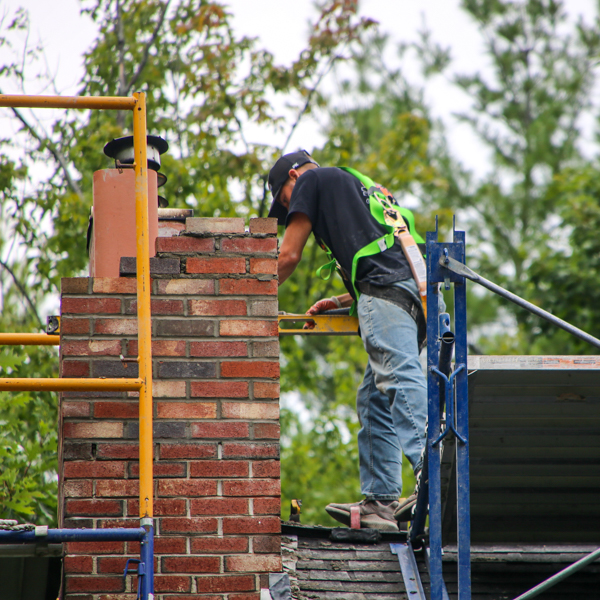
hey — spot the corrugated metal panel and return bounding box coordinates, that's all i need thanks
[442,358,600,544]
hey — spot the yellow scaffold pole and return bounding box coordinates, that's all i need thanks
[133,92,153,520]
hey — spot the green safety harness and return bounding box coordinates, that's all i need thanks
[315,166,425,315]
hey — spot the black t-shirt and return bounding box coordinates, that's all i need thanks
[286,167,412,298]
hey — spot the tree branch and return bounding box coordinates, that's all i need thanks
[0,259,43,327]
[125,0,171,94]
[281,53,338,154]
[0,91,83,198]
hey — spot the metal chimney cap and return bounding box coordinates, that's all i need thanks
[104,135,169,172]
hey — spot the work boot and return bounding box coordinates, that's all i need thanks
[393,492,418,522]
[325,499,400,532]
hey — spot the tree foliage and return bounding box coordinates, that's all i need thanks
[1,0,599,527]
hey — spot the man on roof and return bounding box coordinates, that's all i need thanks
[269,149,435,531]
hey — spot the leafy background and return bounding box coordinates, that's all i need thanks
[0,0,599,526]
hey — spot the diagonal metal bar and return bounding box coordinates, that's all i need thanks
[440,256,600,350]
[512,546,600,600]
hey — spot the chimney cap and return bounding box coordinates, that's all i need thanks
[104,135,169,171]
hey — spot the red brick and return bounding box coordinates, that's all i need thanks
[92,278,137,294]
[186,217,244,234]
[221,361,279,379]
[60,317,91,334]
[252,340,279,357]
[222,403,279,420]
[219,279,277,296]
[162,596,221,600]
[156,236,215,253]
[248,299,278,316]
[249,218,278,234]
[190,460,249,478]
[158,220,186,237]
[158,479,217,497]
[162,556,220,573]
[253,423,280,439]
[226,555,281,573]
[127,498,186,516]
[66,541,124,554]
[157,402,216,419]
[190,498,248,515]
[99,518,138,529]
[62,297,121,314]
[63,555,93,573]
[253,498,281,514]
[160,517,218,534]
[66,499,123,516]
[94,402,138,419]
[195,575,255,593]
[62,401,90,418]
[190,341,247,357]
[229,594,261,600]
[191,381,248,398]
[66,576,124,593]
[94,318,138,335]
[63,480,93,498]
[223,442,279,459]
[62,340,122,356]
[156,279,215,295]
[159,443,217,459]
[187,257,246,274]
[189,299,247,316]
[222,516,280,534]
[153,380,186,398]
[125,299,184,315]
[252,460,280,478]
[62,277,90,294]
[64,461,125,479]
[221,238,277,253]
[63,422,123,439]
[253,382,280,398]
[253,536,281,553]
[96,443,138,459]
[154,576,192,593]
[61,360,90,377]
[220,320,278,337]
[97,557,130,574]
[223,480,280,497]
[129,462,186,478]
[249,258,277,274]
[191,422,249,439]
[128,340,186,356]
[153,537,187,554]
[191,537,248,553]
[96,480,139,497]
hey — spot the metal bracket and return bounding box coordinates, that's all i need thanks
[431,364,467,446]
[390,542,427,600]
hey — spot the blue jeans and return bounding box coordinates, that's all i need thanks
[356,278,430,501]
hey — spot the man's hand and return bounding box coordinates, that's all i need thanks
[303,297,342,329]
[306,297,341,315]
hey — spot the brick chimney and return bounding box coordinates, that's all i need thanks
[59,217,281,599]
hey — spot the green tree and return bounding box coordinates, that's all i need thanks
[447,0,600,353]
[0,0,375,525]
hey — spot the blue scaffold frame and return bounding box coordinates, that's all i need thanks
[0,524,154,599]
[414,219,471,600]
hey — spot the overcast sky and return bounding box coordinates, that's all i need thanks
[1,0,597,178]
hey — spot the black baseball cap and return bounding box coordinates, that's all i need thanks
[267,150,319,225]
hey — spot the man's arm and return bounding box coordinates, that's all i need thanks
[278,212,313,285]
